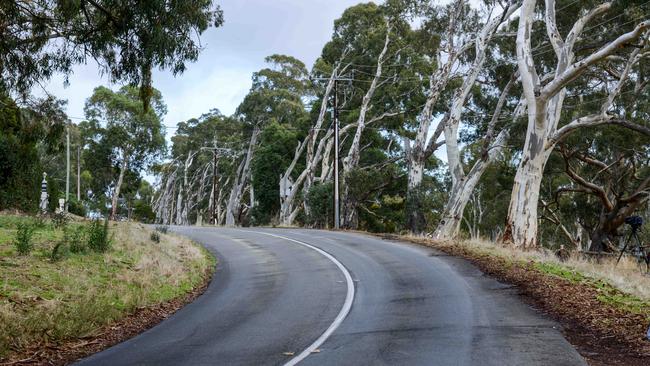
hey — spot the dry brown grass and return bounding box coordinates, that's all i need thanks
[0,219,213,359]
[438,237,650,301]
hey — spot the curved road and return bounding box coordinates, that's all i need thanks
[77,228,586,366]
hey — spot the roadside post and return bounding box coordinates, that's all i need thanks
[39,172,48,214]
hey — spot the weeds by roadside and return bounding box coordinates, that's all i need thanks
[87,219,111,253]
[0,216,213,361]
[12,223,35,255]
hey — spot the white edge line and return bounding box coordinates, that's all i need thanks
[241,230,355,366]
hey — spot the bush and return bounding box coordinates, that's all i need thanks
[32,215,48,230]
[155,225,168,234]
[67,197,87,217]
[150,231,160,243]
[87,219,111,253]
[13,223,35,255]
[50,241,66,261]
[68,226,87,254]
[52,211,69,229]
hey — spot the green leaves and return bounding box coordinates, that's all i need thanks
[1,1,223,108]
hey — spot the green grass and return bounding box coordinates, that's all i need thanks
[0,215,213,359]
[533,259,650,318]
[534,262,587,283]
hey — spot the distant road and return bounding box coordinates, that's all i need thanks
[77,228,586,366]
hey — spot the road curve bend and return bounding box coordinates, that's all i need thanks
[76,228,586,366]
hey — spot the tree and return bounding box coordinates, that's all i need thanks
[1,0,223,108]
[506,0,649,248]
[0,93,67,211]
[432,1,521,239]
[83,85,166,219]
[227,55,311,226]
[402,0,475,234]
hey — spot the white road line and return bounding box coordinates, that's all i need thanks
[242,230,355,366]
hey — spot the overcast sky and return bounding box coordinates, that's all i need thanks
[42,0,375,134]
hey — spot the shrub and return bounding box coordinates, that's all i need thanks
[50,241,65,261]
[13,223,35,255]
[87,219,111,253]
[155,225,168,234]
[67,197,87,217]
[150,231,160,243]
[32,215,48,229]
[68,226,87,254]
[52,211,70,229]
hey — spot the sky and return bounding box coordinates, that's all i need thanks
[42,0,375,133]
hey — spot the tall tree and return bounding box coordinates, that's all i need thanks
[1,0,223,108]
[0,94,67,211]
[432,1,521,239]
[83,85,166,219]
[506,0,649,248]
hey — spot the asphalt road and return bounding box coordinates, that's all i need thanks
[77,228,586,366]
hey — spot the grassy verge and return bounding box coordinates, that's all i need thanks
[0,215,214,362]
[380,234,650,366]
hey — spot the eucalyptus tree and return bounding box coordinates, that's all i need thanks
[506,0,649,248]
[0,93,67,211]
[277,60,344,226]
[83,85,166,219]
[228,55,311,226]
[1,0,223,108]
[556,135,650,252]
[152,110,240,225]
[431,0,521,239]
[401,0,477,233]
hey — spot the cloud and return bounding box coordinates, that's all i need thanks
[37,0,371,129]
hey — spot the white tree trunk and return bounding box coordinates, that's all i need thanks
[404,0,472,232]
[279,61,345,223]
[226,128,260,226]
[434,129,510,239]
[505,0,647,248]
[110,157,128,220]
[341,25,391,228]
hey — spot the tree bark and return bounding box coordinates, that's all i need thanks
[226,127,260,226]
[504,0,647,248]
[110,157,128,220]
[404,0,470,233]
[341,24,391,228]
[432,3,520,239]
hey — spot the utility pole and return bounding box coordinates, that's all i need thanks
[77,146,81,201]
[333,79,340,230]
[65,123,70,212]
[312,72,353,230]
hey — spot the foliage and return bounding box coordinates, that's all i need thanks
[1,1,223,109]
[305,182,333,228]
[150,231,161,243]
[0,94,67,212]
[87,219,111,253]
[67,197,87,218]
[0,218,213,358]
[52,212,70,229]
[68,226,88,254]
[82,85,167,217]
[13,223,35,255]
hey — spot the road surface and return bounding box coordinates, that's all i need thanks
[77,228,586,366]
